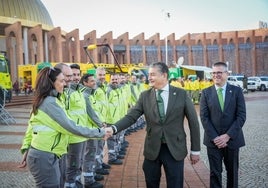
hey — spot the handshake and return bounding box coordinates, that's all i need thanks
[102,125,117,140]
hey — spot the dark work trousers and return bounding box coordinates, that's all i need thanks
[81,139,98,185]
[65,142,85,187]
[207,147,239,188]
[95,139,105,170]
[59,154,66,188]
[142,143,184,188]
[107,135,117,161]
[117,129,126,153]
[27,147,60,188]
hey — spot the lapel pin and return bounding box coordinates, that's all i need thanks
[230,90,232,93]
[173,92,176,95]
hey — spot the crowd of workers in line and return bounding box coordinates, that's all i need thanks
[18,61,246,188]
[19,63,149,188]
[170,77,214,104]
[16,66,213,188]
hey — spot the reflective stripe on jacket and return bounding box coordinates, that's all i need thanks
[21,95,105,157]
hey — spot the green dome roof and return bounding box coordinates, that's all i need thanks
[0,0,53,27]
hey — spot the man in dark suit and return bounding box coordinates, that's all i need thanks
[200,62,246,188]
[111,62,201,188]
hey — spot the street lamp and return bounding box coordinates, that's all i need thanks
[226,61,232,74]
[163,11,171,65]
[84,43,123,72]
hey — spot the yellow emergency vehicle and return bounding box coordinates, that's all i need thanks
[0,54,12,101]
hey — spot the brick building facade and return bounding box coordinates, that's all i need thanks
[0,1,267,82]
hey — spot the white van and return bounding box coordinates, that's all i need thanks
[248,76,268,91]
[228,75,258,92]
[227,76,244,88]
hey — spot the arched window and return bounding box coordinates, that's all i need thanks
[86,38,91,44]
[31,34,37,41]
[167,39,171,45]
[8,31,16,37]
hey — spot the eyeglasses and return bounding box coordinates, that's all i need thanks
[211,71,227,75]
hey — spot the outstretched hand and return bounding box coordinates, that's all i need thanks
[103,127,113,140]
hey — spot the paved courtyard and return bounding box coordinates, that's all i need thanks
[200,91,268,188]
[0,91,267,188]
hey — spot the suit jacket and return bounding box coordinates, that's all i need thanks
[200,83,246,149]
[115,85,200,161]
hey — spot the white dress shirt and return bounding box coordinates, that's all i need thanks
[156,84,169,114]
[215,83,227,102]
[156,84,200,155]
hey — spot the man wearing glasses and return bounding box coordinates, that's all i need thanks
[200,62,246,188]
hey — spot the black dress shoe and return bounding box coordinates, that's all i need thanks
[121,143,129,148]
[102,162,111,169]
[84,181,103,188]
[120,147,127,151]
[119,150,126,155]
[94,174,104,181]
[125,131,131,136]
[108,159,123,165]
[117,155,125,159]
[95,168,110,175]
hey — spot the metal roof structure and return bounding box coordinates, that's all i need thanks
[0,0,53,34]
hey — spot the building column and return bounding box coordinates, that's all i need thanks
[142,45,146,65]
[203,45,208,67]
[218,44,223,62]
[251,30,257,76]
[44,32,48,62]
[234,31,240,73]
[23,27,29,64]
[218,32,223,62]
[188,45,193,65]
[5,22,23,82]
[186,34,193,65]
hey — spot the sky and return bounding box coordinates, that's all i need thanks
[41,0,268,39]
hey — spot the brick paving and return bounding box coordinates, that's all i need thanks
[0,91,268,188]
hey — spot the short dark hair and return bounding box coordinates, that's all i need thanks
[70,63,80,70]
[150,62,169,75]
[80,73,94,84]
[213,62,227,70]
